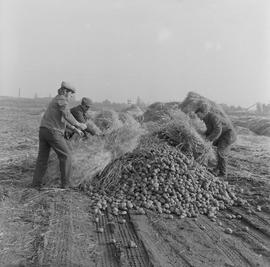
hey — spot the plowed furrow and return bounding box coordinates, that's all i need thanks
[199,216,253,267]
[117,215,151,267]
[96,214,117,267]
[225,209,270,239]
[145,216,195,267]
[95,211,152,267]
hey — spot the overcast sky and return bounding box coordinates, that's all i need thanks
[0,0,270,106]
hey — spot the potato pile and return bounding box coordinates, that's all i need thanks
[89,139,241,220]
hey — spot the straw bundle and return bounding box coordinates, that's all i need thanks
[86,119,102,136]
[92,156,128,192]
[163,101,182,110]
[79,125,145,191]
[143,102,172,123]
[94,109,123,134]
[41,137,111,188]
[71,137,112,188]
[154,110,214,164]
[180,91,228,119]
[118,112,140,126]
[42,115,145,189]
[103,117,146,159]
[121,104,144,117]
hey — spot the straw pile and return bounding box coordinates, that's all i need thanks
[153,111,213,165]
[231,115,270,137]
[86,120,102,136]
[71,137,112,188]
[90,138,242,219]
[94,109,123,134]
[118,112,140,126]
[180,91,228,119]
[40,136,109,188]
[121,104,144,118]
[102,119,146,159]
[143,102,172,123]
[41,112,145,189]
[163,101,182,110]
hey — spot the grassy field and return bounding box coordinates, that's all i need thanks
[0,97,270,267]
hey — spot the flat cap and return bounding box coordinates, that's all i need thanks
[81,97,93,106]
[61,81,76,93]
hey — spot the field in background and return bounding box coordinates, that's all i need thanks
[0,97,269,267]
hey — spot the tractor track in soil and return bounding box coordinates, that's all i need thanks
[198,216,254,267]
[219,211,270,261]
[18,190,98,267]
[227,208,270,239]
[131,214,194,267]
[95,211,152,267]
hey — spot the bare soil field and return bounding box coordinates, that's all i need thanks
[0,98,269,267]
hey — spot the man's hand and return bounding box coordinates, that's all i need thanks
[77,122,87,130]
[74,128,84,137]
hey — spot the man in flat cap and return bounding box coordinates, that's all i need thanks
[32,81,87,189]
[195,101,237,178]
[65,97,101,139]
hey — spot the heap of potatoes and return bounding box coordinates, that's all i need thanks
[90,140,243,220]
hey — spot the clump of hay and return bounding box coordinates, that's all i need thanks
[163,101,182,110]
[72,137,112,188]
[85,110,98,121]
[183,111,206,135]
[180,92,235,139]
[142,101,183,124]
[121,104,144,117]
[118,112,140,126]
[103,117,146,159]
[86,120,102,136]
[143,121,164,134]
[143,102,172,123]
[180,91,228,119]
[42,137,112,188]
[153,110,214,165]
[78,117,145,190]
[94,109,123,134]
[42,115,145,189]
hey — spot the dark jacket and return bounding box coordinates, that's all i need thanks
[203,112,236,144]
[70,105,87,123]
[70,105,98,136]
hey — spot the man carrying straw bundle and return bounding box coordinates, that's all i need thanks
[32,81,87,189]
[195,101,237,178]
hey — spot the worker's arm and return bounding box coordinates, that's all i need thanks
[207,113,222,142]
[57,98,87,130]
[66,120,84,136]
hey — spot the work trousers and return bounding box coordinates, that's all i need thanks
[32,127,72,188]
[213,129,236,176]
